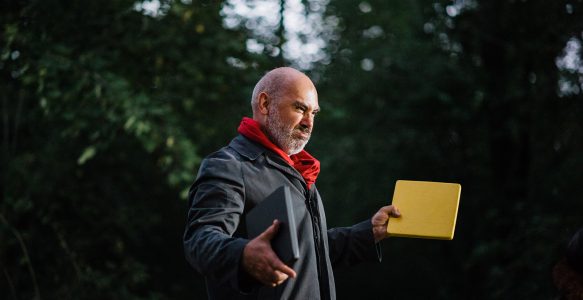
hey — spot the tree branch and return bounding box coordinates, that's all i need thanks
[0,212,41,300]
[3,268,18,300]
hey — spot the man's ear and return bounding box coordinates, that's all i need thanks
[258,92,270,115]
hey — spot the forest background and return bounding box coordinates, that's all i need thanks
[1,0,583,299]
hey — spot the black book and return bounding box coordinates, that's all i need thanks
[246,186,300,263]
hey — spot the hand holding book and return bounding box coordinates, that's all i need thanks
[242,219,297,287]
[372,205,401,242]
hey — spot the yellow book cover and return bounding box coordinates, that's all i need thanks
[387,180,461,240]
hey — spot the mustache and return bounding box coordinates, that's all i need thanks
[295,125,311,134]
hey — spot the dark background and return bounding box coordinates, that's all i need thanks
[1,0,582,299]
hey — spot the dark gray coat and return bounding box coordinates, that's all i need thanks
[183,135,380,300]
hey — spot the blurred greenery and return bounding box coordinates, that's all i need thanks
[1,0,582,299]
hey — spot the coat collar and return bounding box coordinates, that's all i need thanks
[229,135,307,187]
[229,134,264,161]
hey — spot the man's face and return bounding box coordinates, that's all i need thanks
[264,81,319,155]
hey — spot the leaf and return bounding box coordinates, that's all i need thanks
[77,146,97,165]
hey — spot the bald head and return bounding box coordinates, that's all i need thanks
[251,67,316,117]
[250,67,320,154]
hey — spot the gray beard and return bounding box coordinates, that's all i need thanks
[264,109,310,155]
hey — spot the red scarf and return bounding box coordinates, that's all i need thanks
[237,117,320,189]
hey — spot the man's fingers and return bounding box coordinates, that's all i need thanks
[260,257,295,287]
[271,258,297,279]
[380,205,401,217]
[265,263,295,287]
[244,220,296,287]
[371,205,402,242]
[391,206,401,217]
[272,270,289,285]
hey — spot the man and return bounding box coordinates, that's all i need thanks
[183,67,400,299]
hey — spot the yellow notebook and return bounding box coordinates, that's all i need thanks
[387,180,461,240]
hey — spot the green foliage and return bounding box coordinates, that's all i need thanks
[2,0,582,299]
[0,0,264,298]
[313,0,583,298]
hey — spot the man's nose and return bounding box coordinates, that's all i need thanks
[300,113,313,130]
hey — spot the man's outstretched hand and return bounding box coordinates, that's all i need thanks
[372,205,401,243]
[242,220,297,287]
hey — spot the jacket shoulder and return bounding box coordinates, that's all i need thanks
[195,135,265,179]
[196,146,244,179]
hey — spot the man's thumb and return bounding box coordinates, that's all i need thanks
[261,219,280,240]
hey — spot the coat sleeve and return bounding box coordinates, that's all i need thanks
[327,219,382,268]
[183,151,252,292]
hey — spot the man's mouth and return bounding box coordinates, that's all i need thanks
[294,129,311,140]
